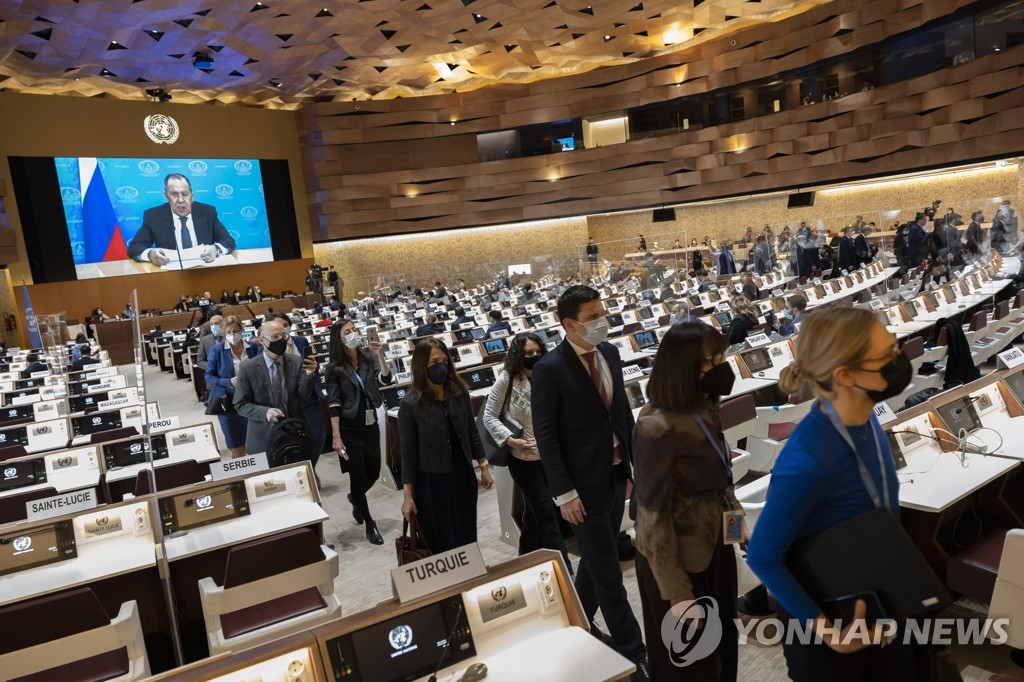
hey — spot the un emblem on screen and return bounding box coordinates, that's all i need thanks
[234,160,253,174]
[3,467,15,478]
[240,206,258,219]
[138,159,161,175]
[130,443,142,454]
[215,184,234,198]
[92,416,103,425]
[144,114,180,145]
[195,495,213,509]
[388,625,413,650]
[188,160,208,175]
[116,186,139,202]
[60,186,81,202]
[12,536,31,552]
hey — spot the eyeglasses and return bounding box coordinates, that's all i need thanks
[704,353,725,365]
[166,192,192,200]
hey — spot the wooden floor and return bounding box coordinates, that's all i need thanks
[143,363,1024,681]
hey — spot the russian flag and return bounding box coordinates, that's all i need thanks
[79,158,128,263]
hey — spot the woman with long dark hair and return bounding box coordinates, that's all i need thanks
[633,322,743,681]
[398,337,493,553]
[482,332,569,565]
[325,318,392,545]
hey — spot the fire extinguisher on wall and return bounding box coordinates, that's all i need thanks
[3,313,16,332]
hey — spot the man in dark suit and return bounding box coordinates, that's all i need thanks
[21,353,48,379]
[838,226,858,272]
[71,345,101,372]
[717,240,737,274]
[448,307,475,331]
[854,223,874,266]
[532,285,648,680]
[127,173,236,265]
[234,319,317,456]
[906,213,930,267]
[196,314,223,372]
[966,211,984,257]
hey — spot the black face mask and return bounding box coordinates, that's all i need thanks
[701,362,735,396]
[522,355,541,370]
[266,337,288,356]
[854,352,913,402]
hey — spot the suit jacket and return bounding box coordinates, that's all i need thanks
[854,234,871,264]
[838,236,858,271]
[127,202,236,260]
[70,356,101,373]
[326,352,392,422]
[718,250,736,274]
[205,343,242,401]
[907,224,929,266]
[197,333,220,370]
[966,222,982,254]
[531,340,635,508]
[233,353,314,455]
[248,334,325,403]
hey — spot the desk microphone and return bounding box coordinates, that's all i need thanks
[952,395,981,417]
[427,601,464,682]
[183,486,233,507]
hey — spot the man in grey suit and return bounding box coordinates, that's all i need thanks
[196,314,223,371]
[233,319,317,455]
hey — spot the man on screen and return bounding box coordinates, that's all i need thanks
[127,173,236,265]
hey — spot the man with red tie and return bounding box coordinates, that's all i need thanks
[127,173,236,265]
[531,285,649,681]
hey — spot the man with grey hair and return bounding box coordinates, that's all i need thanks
[127,173,236,265]
[234,319,317,456]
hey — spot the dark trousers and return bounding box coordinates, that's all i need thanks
[635,541,738,681]
[573,465,645,663]
[507,456,571,568]
[779,607,919,682]
[340,423,381,525]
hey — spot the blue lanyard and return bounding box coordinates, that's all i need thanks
[692,413,732,475]
[351,366,372,409]
[821,400,891,511]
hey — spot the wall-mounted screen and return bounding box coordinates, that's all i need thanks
[54,157,271,279]
[8,156,302,283]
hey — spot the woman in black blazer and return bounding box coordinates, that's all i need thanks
[726,296,759,345]
[325,319,393,545]
[398,337,492,553]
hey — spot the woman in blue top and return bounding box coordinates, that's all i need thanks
[205,314,249,459]
[746,307,919,680]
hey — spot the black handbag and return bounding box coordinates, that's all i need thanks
[475,376,522,467]
[204,392,235,415]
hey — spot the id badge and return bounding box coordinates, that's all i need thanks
[723,511,744,545]
[365,409,375,426]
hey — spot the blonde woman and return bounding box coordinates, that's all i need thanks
[725,295,759,344]
[746,308,916,680]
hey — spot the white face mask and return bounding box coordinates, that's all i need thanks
[343,332,361,349]
[576,317,609,346]
[225,333,240,346]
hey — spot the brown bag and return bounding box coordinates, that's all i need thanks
[395,514,433,566]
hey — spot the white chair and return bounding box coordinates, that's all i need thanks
[734,475,774,594]
[198,527,342,655]
[745,400,813,473]
[720,394,756,482]
[0,588,149,682]
[988,529,1024,648]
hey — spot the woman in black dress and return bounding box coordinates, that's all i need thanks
[398,338,493,553]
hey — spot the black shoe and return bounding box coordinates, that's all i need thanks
[630,658,650,682]
[347,493,364,525]
[365,523,384,545]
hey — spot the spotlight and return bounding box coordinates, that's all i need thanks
[145,87,172,102]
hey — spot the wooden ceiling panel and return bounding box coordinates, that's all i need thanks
[0,0,818,108]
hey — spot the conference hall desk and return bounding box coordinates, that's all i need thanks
[158,461,328,662]
[882,366,1024,570]
[76,248,275,278]
[96,313,195,366]
[148,550,635,682]
[0,498,176,667]
[623,245,711,263]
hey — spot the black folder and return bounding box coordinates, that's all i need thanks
[786,508,951,620]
